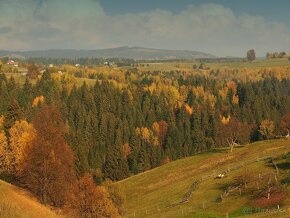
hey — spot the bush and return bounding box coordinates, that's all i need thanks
[252,192,286,208]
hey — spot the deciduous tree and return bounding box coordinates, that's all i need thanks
[8,120,35,176]
[259,119,275,140]
[27,63,40,79]
[70,174,120,218]
[0,116,8,174]
[21,105,75,207]
[247,49,256,61]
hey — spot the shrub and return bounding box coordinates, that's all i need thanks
[252,192,286,208]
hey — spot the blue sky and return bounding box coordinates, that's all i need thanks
[0,0,289,56]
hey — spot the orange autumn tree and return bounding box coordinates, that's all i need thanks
[157,121,168,146]
[21,105,76,207]
[70,174,120,218]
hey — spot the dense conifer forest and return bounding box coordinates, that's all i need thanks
[1,66,289,182]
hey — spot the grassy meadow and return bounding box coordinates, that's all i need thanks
[118,140,290,218]
[0,180,61,218]
[136,58,290,72]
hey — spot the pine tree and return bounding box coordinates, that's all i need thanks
[4,99,23,138]
[103,144,130,181]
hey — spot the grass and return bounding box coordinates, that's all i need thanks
[0,180,61,218]
[134,58,290,72]
[118,140,290,218]
[206,58,290,69]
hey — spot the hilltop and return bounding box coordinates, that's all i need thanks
[118,140,290,218]
[0,180,61,218]
[0,46,215,60]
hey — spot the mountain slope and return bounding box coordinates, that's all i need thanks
[0,46,215,60]
[0,180,61,218]
[118,140,290,218]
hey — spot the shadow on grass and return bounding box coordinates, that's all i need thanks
[281,177,290,186]
[276,162,290,170]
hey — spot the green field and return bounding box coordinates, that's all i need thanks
[206,58,290,69]
[118,140,290,218]
[135,58,290,72]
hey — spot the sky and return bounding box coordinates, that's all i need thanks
[0,0,290,57]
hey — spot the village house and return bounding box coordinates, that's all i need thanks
[7,60,18,67]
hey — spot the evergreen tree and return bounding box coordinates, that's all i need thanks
[103,144,130,181]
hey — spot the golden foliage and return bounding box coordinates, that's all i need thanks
[219,87,228,101]
[0,129,8,173]
[145,82,180,105]
[192,86,216,108]
[136,125,161,146]
[32,95,45,108]
[192,86,205,99]
[0,116,4,128]
[179,85,190,103]
[140,127,151,143]
[152,122,160,136]
[259,119,275,139]
[152,136,160,147]
[0,116,8,173]
[221,115,231,125]
[8,120,35,175]
[152,122,162,146]
[227,81,237,93]
[135,127,141,136]
[121,143,131,158]
[185,104,193,115]
[232,95,239,105]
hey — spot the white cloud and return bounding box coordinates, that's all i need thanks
[0,0,289,56]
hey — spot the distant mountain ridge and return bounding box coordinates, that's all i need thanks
[0,46,216,60]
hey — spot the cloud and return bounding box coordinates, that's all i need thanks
[0,26,12,34]
[0,0,289,56]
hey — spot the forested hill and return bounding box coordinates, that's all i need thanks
[0,46,216,60]
[0,69,289,182]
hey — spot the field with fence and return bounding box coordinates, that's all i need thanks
[118,139,290,218]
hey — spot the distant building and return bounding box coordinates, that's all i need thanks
[49,64,54,68]
[75,64,80,67]
[7,60,18,67]
[104,61,113,67]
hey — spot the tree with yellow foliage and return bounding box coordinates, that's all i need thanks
[8,120,35,176]
[259,119,275,140]
[0,116,8,174]
[32,96,45,108]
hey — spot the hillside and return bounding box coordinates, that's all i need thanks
[0,46,215,60]
[0,180,61,218]
[118,140,290,218]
